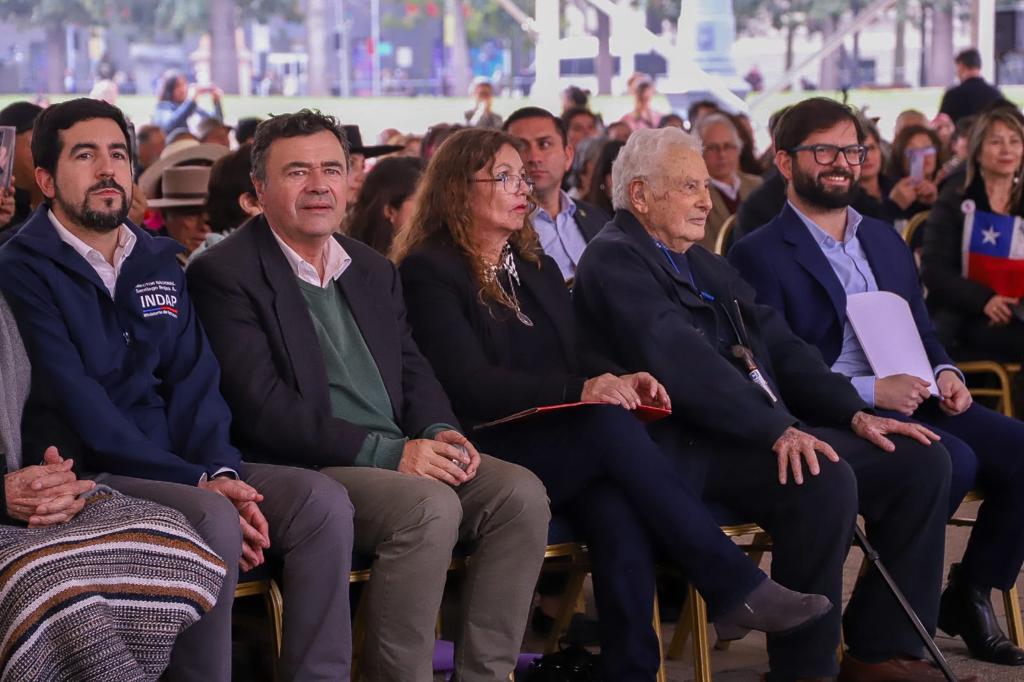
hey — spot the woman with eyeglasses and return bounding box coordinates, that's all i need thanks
[921,107,1024,359]
[393,127,831,682]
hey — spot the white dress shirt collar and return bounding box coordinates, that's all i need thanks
[49,209,136,298]
[269,227,352,288]
[709,175,742,201]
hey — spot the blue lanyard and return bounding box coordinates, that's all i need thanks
[654,240,715,302]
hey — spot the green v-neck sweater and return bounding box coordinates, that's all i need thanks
[298,279,452,469]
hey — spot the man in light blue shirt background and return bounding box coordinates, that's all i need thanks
[504,107,609,282]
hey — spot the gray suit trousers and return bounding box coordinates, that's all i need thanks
[98,462,355,682]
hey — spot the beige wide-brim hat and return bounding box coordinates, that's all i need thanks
[140,143,228,200]
[148,166,212,208]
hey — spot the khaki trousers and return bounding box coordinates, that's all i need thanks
[322,454,549,682]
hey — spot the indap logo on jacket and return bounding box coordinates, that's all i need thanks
[135,280,179,319]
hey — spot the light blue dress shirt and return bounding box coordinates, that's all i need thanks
[532,190,590,281]
[789,201,959,405]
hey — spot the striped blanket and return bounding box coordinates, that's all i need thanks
[0,490,226,682]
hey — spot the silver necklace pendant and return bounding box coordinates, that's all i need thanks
[516,311,534,327]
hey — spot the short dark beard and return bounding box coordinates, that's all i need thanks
[54,179,129,233]
[791,164,858,210]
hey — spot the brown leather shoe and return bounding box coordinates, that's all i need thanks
[838,652,978,681]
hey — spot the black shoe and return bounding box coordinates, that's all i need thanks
[530,607,600,646]
[938,562,1024,666]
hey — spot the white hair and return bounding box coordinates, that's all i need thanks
[611,127,701,211]
[694,112,741,148]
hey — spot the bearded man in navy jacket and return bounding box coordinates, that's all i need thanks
[0,98,356,682]
[730,96,1024,668]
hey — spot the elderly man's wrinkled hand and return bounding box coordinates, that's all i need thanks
[850,411,940,452]
[771,426,840,485]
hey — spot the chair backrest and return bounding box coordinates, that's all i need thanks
[714,213,737,256]
[903,210,930,246]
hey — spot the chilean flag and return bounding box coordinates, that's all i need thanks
[961,203,1024,297]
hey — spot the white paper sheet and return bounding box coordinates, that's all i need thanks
[846,291,939,396]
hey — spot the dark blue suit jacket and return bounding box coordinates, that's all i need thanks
[573,209,867,487]
[728,203,953,370]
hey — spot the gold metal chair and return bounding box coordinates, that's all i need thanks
[957,361,1018,417]
[349,561,374,682]
[948,490,1024,647]
[540,541,669,682]
[902,210,930,246]
[234,578,284,681]
[665,523,772,682]
[713,214,737,256]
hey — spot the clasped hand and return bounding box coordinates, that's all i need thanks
[398,430,481,487]
[4,446,96,527]
[874,371,970,417]
[199,476,270,571]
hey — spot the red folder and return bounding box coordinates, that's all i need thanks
[473,401,672,431]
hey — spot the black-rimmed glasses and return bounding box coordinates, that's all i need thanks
[473,173,534,194]
[787,144,868,166]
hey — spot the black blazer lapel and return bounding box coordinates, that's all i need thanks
[574,200,606,242]
[779,207,847,325]
[516,257,577,367]
[252,219,333,407]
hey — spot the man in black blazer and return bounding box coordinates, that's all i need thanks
[939,48,1004,124]
[187,110,550,682]
[573,126,960,682]
[504,106,608,282]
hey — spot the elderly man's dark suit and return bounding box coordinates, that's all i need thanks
[572,209,951,680]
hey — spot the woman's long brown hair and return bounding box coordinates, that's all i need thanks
[391,127,541,309]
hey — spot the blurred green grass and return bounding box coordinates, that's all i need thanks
[4,86,1022,142]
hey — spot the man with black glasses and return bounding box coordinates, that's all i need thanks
[731,96,1024,669]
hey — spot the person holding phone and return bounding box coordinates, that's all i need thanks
[152,71,224,136]
[883,124,943,226]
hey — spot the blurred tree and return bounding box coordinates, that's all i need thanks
[152,0,297,95]
[0,0,113,93]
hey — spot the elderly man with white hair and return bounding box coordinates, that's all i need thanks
[696,113,762,251]
[573,127,958,682]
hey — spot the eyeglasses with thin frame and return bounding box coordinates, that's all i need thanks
[473,172,534,194]
[787,144,868,166]
[703,142,739,155]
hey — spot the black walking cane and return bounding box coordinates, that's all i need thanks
[853,523,957,682]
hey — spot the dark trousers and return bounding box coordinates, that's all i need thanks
[882,400,1024,590]
[961,316,1024,362]
[694,426,950,680]
[477,405,766,682]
